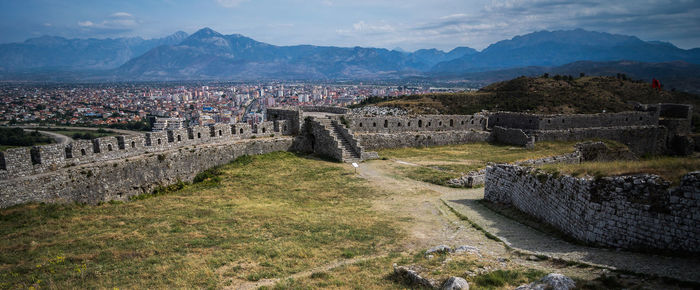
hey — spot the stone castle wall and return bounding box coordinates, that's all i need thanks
[0,121,288,180]
[0,137,295,208]
[347,114,488,133]
[487,111,659,131]
[532,126,668,155]
[357,130,491,150]
[485,164,700,253]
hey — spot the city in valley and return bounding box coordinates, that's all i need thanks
[0,82,464,128]
[1,1,699,289]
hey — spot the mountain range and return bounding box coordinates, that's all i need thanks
[0,27,699,88]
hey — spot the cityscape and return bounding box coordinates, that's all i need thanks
[0,82,467,129]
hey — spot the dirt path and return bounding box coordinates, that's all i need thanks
[357,159,700,283]
[23,129,73,144]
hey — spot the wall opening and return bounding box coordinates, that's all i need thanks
[64,147,73,159]
[428,122,431,127]
[188,128,194,139]
[373,122,376,127]
[219,130,222,136]
[117,136,125,150]
[471,120,474,124]
[397,122,401,127]
[408,121,411,127]
[232,126,237,134]
[239,128,244,134]
[210,127,215,137]
[262,127,266,133]
[439,121,442,126]
[81,149,86,156]
[418,120,423,127]
[30,147,41,165]
[384,120,388,128]
[167,131,174,143]
[359,123,363,127]
[197,132,201,139]
[157,139,162,145]
[145,134,152,146]
[177,135,182,142]
[107,144,113,151]
[131,141,136,148]
[461,120,464,125]
[0,152,5,170]
[283,125,287,132]
[92,140,101,153]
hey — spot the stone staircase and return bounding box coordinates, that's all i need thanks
[315,117,363,162]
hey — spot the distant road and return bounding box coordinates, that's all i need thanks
[21,129,73,145]
[14,125,142,135]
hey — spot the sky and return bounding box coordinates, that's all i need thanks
[1,0,699,51]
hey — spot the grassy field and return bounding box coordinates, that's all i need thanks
[35,128,119,139]
[539,156,700,185]
[378,141,579,186]
[0,152,399,288]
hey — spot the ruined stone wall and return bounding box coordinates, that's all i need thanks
[348,114,487,133]
[307,118,343,161]
[487,111,658,131]
[267,108,303,135]
[0,122,291,181]
[492,126,533,147]
[533,126,668,155]
[300,105,349,114]
[0,137,295,208]
[484,164,700,253]
[357,130,491,150]
[657,103,693,119]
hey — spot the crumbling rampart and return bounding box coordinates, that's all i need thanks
[484,164,700,253]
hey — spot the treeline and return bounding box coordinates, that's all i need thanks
[0,128,53,146]
[71,129,113,140]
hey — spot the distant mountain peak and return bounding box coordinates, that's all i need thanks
[189,27,223,38]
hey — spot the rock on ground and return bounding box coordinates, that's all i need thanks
[393,264,438,288]
[442,276,469,290]
[515,273,575,290]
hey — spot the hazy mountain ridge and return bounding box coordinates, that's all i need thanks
[431,29,700,73]
[115,27,473,80]
[0,31,189,71]
[1,28,699,85]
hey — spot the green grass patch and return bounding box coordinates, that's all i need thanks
[380,141,578,186]
[0,151,399,288]
[471,269,546,289]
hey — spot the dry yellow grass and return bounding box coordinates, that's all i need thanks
[378,141,579,186]
[539,156,700,184]
[0,152,399,288]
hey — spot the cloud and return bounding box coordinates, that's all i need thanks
[78,21,94,27]
[215,0,249,8]
[337,21,396,37]
[111,12,134,18]
[77,12,139,34]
